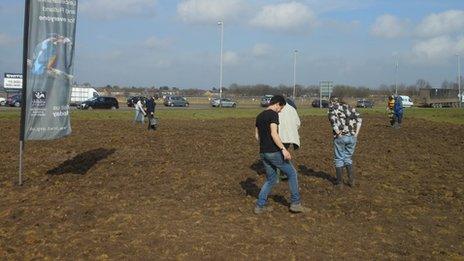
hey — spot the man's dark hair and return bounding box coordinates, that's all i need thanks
[269,95,286,106]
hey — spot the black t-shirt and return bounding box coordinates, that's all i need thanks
[256,109,280,153]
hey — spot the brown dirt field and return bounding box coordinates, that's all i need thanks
[0,115,463,259]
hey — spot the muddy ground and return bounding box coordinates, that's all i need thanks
[0,115,463,259]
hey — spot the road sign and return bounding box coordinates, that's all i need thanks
[4,73,23,89]
[320,81,333,98]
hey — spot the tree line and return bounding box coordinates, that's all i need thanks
[83,78,462,99]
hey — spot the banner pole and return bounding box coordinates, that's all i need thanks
[19,0,31,186]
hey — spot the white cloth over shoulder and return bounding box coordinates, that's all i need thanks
[135,100,145,114]
[278,104,301,148]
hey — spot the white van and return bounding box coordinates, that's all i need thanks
[400,95,413,108]
[70,87,100,106]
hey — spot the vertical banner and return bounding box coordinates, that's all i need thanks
[23,0,78,140]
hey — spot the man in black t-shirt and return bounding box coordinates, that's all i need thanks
[254,95,308,214]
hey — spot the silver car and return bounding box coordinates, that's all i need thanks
[211,98,237,108]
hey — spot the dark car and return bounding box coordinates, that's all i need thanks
[164,96,189,107]
[7,94,22,107]
[356,99,374,108]
[79,96,119,110]
[127,96,147,107]
[311,99,329,108]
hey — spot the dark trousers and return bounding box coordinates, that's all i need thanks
[394,113,403,124]
[147,114,156,130]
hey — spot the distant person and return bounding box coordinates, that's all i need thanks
[146,96,156,130]
[146,96,157,130]
[134,98,146,124]
[387,95,395,127]
[393,96,404,128]
[254,95,308,214]
[328,98,362,188]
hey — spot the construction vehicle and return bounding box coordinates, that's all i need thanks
[418,88,461,108]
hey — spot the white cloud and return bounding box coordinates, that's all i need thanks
[142,36,172,49]
[80,0,156,20]
[371,14,408,39]
[416,10,464,38]
[177,0,247,24]
[250,2,317,32]
[0,33,16,46]
[223,51,240,65]
[252,43,273,57]
[411,36,464,63]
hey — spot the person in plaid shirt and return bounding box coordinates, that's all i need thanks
[328,98,362,187]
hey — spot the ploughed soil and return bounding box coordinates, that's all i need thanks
[0,114,463,259]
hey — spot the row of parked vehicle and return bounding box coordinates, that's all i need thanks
[127,95,238,108]
[0,94,415,110]
[0,94,22,107]
[260,95,414,109]
[126,95,190,107]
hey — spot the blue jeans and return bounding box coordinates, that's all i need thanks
[256,152,301,207]
[333,135,357,168]
[395,113,403,124]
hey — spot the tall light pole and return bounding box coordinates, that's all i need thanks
[457,54,462,108]
[395,54,399,96]
[218,21,224,107]
[293,50,298,99]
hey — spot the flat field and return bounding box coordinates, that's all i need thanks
[0,107,463,259]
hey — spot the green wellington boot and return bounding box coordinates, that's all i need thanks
[335,167,343,188]
[346,164,355,187]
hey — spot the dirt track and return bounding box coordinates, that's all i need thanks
[0,115,463,259]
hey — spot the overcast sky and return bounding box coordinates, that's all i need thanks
[1,0,464,89]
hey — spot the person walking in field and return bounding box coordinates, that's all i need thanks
[276,97,301,181]
[134,98,146,124]
[254,95,308,214]
[146,96,157,130]
[387,95,395,126]
[393,95,404,129]
[279,98,301,150]
[328,98,362,188]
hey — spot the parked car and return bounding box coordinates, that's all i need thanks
[211,98,237,108]
[260,95,274,107]
[127,96,147,107]
[164,96,189,107]
[0,97,6,106]
[79,96,119,110]
[399,95,414,108]
[7,94,22,107]
[311,99,329,108]
[356,99,374,108]
[70,87,99,106]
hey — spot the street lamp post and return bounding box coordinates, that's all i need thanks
[293,50,298,99]
[457,54,462,108]
[218,21,224,107]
